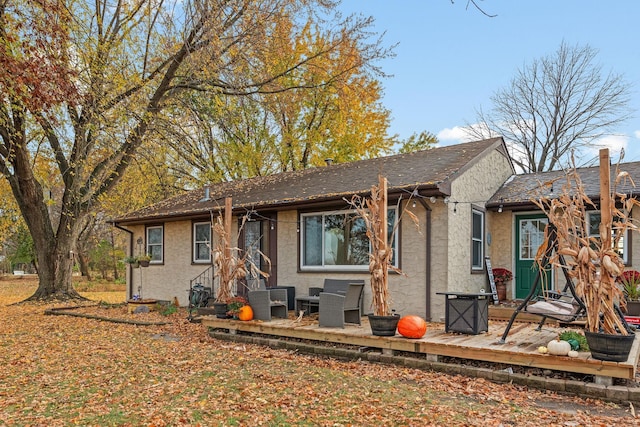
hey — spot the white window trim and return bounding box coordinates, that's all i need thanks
[146,225,164,264]
[193,222,211,263]
[471,208,484,271]
[587,210,629,264]
[300,207,398,271]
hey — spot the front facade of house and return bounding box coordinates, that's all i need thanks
[115,138,515,321]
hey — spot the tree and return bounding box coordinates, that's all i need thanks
[465,41,631,172]
[157,20,393,185]
[0,0,390,300]
[397,131,438,154]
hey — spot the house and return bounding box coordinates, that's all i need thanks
[113,137,515,321]
[485,161,640,301]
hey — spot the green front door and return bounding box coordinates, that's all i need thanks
[515,214,551,299]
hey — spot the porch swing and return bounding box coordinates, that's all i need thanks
[498,223,588,343]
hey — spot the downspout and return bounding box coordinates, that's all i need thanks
[415,197,432,321]
[113,223,134,300]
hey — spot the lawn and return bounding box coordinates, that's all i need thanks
[0,275,634,426]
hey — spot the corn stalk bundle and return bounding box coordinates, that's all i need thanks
[533,162,639,334]
[212,214,270,303]
[348,177,418,316]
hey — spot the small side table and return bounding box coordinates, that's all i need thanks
[437,292,490,335]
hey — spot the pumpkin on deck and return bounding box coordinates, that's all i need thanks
[397,315,427,339]
[238,305,254,321]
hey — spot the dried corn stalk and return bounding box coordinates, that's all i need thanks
[533,155,639,334]
[349,176,419,316]
[212,207,269,303]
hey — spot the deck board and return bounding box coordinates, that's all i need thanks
[201,315,639,380]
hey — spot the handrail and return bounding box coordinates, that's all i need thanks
[190,265,215,296]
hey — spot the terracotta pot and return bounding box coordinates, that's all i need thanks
[495,281,507,301]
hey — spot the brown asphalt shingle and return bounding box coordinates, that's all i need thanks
[487,161,640,210]
[115,138,505,224]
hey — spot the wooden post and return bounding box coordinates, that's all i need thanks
[224,197,233,259]
[378,175,389,315]
[599,149,611,250]
[379,175,388,249]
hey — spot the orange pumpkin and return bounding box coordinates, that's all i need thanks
[238,305,254,321]
[397,315,427,339]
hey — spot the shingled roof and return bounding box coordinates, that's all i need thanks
[115,137,506,224]
[487,160,640,211]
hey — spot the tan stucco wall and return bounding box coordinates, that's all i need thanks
[276,202,430,318]
[431,148,514,320]
[124,219,236,306]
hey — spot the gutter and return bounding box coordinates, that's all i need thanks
[414,194,432,321]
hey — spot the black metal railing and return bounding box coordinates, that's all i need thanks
[187,266,214,321]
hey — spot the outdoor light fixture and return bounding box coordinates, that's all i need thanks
[430,196,437,204]
[453,202,458,214]
[498,204,503,213]
[412,200,417,208]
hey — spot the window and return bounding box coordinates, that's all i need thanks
[301,208,397,270]
[146,226,163,263]
[193,222,211,263]
[587,211,629,264]
[471,208,484,270]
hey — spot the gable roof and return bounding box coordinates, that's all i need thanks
[487,161,640,211]
[115,137,507,224]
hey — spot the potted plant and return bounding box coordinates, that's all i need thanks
[226,296,249,319]
[491,267,513,301]
[533,150,638,361]
[137,254,152,267]
[618,270,640,316]
[211,198,269,318]
[349,175,418,336]
[123,255,139,268]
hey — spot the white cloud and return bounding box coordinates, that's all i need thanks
[634,130,640,139]
[585,135,628,160]
[436,126,476,145]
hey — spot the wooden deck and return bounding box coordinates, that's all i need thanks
[201,314,640,381]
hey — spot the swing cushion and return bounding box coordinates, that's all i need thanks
[525,299,582,322]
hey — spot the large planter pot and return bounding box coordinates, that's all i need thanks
[367,314,400,336]
[138,260,150,267]
[625,300,640,316]
[585,330,636,362]
[213,302,229,318]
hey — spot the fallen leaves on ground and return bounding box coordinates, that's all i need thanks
[0,278,635,426]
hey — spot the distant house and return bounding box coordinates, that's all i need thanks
[113,137,516,321]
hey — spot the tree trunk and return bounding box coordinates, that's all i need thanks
[78,253,92,281]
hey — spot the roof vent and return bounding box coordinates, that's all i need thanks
[199,186,211,202]
[324,158,333,166]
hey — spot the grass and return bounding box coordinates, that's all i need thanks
[0,275,633,425]
[0,274,126,305]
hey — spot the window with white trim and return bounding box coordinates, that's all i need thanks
[146,226,163,263]
[587,211,629,264]
[193,222,211,263]
[301,208,397,270]
[471,208,484,270]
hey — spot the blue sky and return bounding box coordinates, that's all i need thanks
[337,1,640,165]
